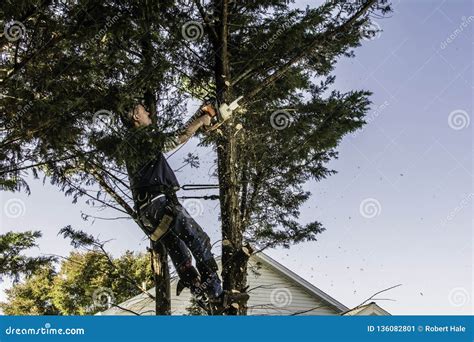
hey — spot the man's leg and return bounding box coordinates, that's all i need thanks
[139,196,201,292]
[158,232,201,295]
[168,204,223,299]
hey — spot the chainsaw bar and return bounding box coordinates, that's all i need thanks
[202,95,243,133]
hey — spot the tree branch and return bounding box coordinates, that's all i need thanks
[244,0,377,102]
[109,303,141,316]
[341,283,402,315]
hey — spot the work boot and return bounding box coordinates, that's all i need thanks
[195,259,223,299]
[208,290,250,314]
[176,260,201,297]
[177,278,202,297]
[199,273,223,299]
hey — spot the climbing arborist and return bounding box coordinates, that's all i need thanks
[124,102,224,304]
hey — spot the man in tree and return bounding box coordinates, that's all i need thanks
[124,103,224,305]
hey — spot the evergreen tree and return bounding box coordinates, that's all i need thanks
[1,0,391,314]
[0,230,55,282]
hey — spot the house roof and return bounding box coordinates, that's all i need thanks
[98,251,353,315]
[341,302,391,316]
[252,253,349,312]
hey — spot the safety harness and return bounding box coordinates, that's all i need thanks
[136,96,244,242]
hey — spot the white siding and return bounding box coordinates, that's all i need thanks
[245,257,342,316]
[99,254,343,316]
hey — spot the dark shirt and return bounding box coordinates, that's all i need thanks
[125,126,181,203]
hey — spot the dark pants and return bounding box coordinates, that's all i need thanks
[140,199,223,298]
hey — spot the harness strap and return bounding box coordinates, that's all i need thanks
[138,194,166,211]
[149,214,174,241]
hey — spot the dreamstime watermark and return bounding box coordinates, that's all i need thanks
[361,21,382,41]
[92,109,116,126]
[359,198,381,219]
[52,0,75,6]
[192,278,212,297]
[92,287,115,309]
[261,18,296,50]
[434,192,473,232]
[446,193,473,222]
[352,100,390,138]
[448,109,470,130]
[270,109,293,130]
[182,199,204,218]
[181,21,204,41]
[270,288,293,308]
[3,198,26,218]
[2,101,33,130]
[440,16,474,50]
[4,323,85,336]
[448,287,470,307]
[3,20,26,42]
[82,15,121,50]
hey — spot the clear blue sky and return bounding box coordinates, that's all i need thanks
[1,0,472,315]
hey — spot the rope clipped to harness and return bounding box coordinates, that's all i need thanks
[181,184,219,190]
[179,195,219,200]
[179,184,219,200]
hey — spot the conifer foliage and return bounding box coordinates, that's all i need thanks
[1,0,391,314]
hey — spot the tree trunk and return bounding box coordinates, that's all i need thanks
[213,0,251,315]
[150,241,171,315]
[210,0,378,315]
[140,4,171,315]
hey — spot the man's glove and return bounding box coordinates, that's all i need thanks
[200,104,217,127]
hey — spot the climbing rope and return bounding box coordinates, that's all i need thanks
[178,183,219,200]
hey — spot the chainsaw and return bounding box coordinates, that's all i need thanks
[201,95,243,133]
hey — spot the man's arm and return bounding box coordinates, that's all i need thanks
[176,114,209,144]
[161,105,215,153]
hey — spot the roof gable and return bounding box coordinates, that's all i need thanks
[250,253,348,313]
[342,302,391,316]
[99,252,350,315]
